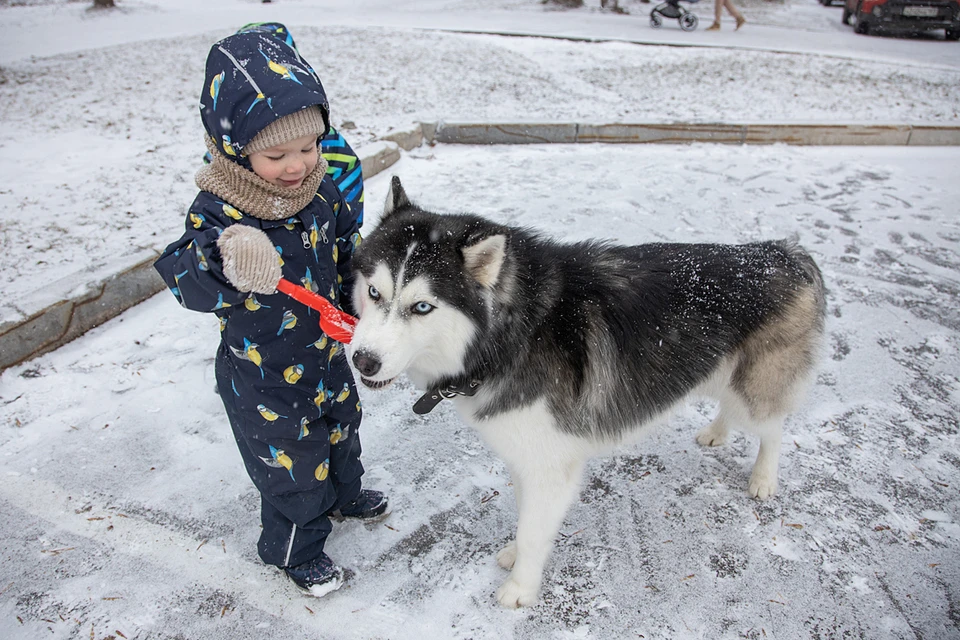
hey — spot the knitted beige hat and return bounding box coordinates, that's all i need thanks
[243,106,327,155]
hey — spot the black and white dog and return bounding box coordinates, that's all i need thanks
[348,177,825,608]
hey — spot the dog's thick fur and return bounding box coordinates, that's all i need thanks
[348,177,825,608]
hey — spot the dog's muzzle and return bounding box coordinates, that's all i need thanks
[352,350,381,377]
[352,350,396,389]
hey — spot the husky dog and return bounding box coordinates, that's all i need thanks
[348,177,825,608]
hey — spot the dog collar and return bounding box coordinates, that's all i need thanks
[413,379,482,415]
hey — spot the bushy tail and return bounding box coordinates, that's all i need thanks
[779,238,826,322]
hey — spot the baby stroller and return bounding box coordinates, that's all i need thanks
[649,0,700,31]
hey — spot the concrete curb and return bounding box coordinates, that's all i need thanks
[432,122,960,146]
[0,249,166,371]
[4,119,958,371]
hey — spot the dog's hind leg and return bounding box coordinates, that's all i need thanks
[695,363,742,448]
[696,407,731,447]
[734,285,824,499]
[746,417,783,499]
[699,382,785,499]
[496,539,518,571]
[495,459,584,609]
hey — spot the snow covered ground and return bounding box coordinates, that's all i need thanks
[3,143,960,639]
[2,1,960,639]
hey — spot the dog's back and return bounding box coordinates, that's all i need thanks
[465,233,825,443]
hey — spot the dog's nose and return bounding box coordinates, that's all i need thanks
[352,350,382,377]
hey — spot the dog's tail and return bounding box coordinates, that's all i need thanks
[779,238,827,324]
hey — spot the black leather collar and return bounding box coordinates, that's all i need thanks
[413,379,482,415]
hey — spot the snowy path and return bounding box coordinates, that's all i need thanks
[2,0,958,68]
[2,144,959,640]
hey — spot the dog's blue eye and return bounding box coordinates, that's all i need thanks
[412,302,434,315]
[368,285,381,301]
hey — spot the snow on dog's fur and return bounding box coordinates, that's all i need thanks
[348,177,826,608]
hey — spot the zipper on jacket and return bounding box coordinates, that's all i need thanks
[301,231,311,249]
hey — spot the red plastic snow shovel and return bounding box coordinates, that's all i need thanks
[276,278,357,344]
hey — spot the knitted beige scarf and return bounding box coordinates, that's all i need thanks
[195,138,328,221]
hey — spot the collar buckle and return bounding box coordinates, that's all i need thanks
[413,379,482,415]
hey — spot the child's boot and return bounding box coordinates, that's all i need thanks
[331,489,390,522]
[735,16,746,30]
[706,21,721,30]
[285,553,344,598]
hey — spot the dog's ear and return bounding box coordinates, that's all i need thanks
[462,235,507,289]
[382,175,411,218]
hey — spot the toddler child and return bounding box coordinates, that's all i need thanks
[155,28,385,598]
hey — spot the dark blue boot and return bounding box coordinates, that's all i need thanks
[331,489,390,522]
[284,553,344,598]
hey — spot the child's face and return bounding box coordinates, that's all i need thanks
[248,134,319,189]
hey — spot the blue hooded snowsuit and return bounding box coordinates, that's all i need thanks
[154,29,365,569]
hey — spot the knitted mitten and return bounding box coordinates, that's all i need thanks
[217,225,282,294]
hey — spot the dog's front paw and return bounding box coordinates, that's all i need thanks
[748,472,778,500]
[496,577,538,609]
[496,540,517,570]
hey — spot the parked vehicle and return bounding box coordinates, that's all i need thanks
[842,0,960,39]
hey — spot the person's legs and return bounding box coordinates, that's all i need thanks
[324,418,364,511]
[320,370,366,511]
[707,0,723,28]
[323,411,388,522]
[225,416,340,566]
[214,353,375,598]
[258,495,333,567]
[724,0,746,26]
[709,0,744,28]
[216,352,341,568]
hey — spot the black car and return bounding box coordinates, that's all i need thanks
[842,0,960,38]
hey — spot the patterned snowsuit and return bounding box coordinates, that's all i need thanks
[154,28,365,568]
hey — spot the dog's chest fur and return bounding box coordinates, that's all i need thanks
[454,394,604,473]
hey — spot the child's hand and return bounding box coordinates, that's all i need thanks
[216,225,282,294]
